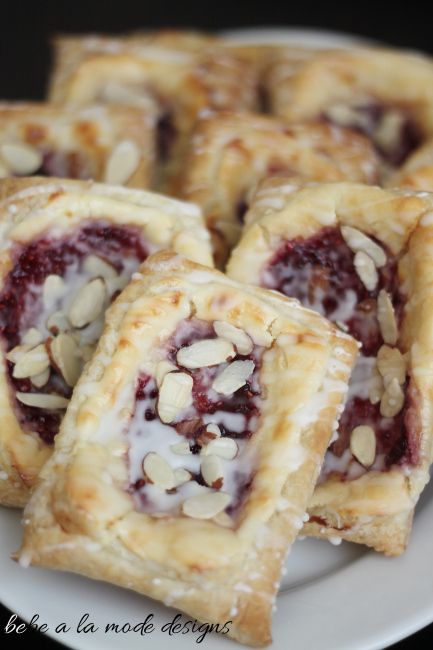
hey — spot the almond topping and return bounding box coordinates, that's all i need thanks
[16,392,69,409]
[155,360,177,387]
[31,368,50,388]
[377,345,406,386]
[48,333,83,387]
[177,339,235,369]
[170,441,191,455]
[368,369,384,405]
[43,274,65,308]
[83,255,117,279]
[22,328,43,346]
[354,251,378,291]
[201,437,238,460]
[80,344,96,363]
[212,360,254,396]
[46,310,70,334]
[68,278,106,328]
[201,455,224,488]
[6,344,33,364]
[104,140,141,185]
[142,452,175,489]
[206,423,221,437]
[374,111,405,154]
[325,104,371,130]
[380,377,405,418]
[213,321,253,355]
[182,491,231,519]
[350,425,376,467]
[157,372,193,423]
[377,290,398,346]
[0,142,42,175]
[341,226,387,268]
[174,468,192,486]
[12,344,50,379]
[105,274,129,296]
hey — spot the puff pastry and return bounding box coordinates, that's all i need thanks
[265,47,433,174]
[227,178,433,555]
[387,138,433,191]
[0,177,212,508]
[176,110,380,262]
[48,31,258,186]
[18,251,357,646]
[0,102,156,188]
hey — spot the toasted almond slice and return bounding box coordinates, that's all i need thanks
[182,491,231,519]
[374,110,405,153]
[12,344,50,379]
[46,310,70,334]
[31,368,50,388]
[377,290,398,346]
[0,142,42,175]
[368,369,384,405]
[377,345,406,386]
[201,437,238,460]
[155,360,177,387]
[105,274,130,296]
[83,255,117,279]
[48,333,83,387]
[213,321,253,355]
[212,360,254,396]
[354,251,378,291]
[68,278,106,328]
[104,140,141,185]
[341,226,387,268]
[350,425,376,467]
[201,455,224,488]
[212,511,233,527]
[170,441,191,455]
[206,423,221,437]
[43,274,65,308]
[157,372,193,423]
[143,452,175,489]
[325,104,370,129]
[380,377,405,418]
[22,328,43,346]
[173,468,192,486]
[16,392,69,409]
[6,344,33,364]
[177,339,235,369]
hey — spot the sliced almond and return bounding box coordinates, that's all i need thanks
[155,360,177,387]
[105,274,130,297]
[31,368,50,388]
[22,328,43,346]
[68,278,106,328]
[0,142,42,175]
[325,104,370,130]
[380,377,405,418]
[48,333,83,387]
[377,290,398,346]
[79,344,96,363]
[212,510,233,527]
[83,255,117,279]
[43,274,65,308]
[374,110,405,154]
[206,423,221,437]
[377,345,406,386]
[12,344,50,379]
[212,360,254,396]
[173,468,192,486]
[341,226,387,268]
[213,321,253,355]
[104,140,141,185]
[177,339,235,369]
[143,452,175,489]
[350,425,376,467]
[46,310,70,334]
[182,491,231,519]
[6,344,33,364]
[354,251,378,291]
[201,455,224,488]
[16,392,69,409]
[201,437,238,460]
[368,369,384,405]
[170,441,191,455]
[157,372,193,423]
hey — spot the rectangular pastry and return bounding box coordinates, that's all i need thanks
[18,251,357,647]
[0,102,156,188]
[175,110,379,263]
[48,31,259,187]
[0,177,212,507]
[227,178,433,555]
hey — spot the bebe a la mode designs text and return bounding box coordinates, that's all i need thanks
[4,612,232,643]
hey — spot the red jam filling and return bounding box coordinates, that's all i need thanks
[262,227,416,474]
[0,222,147,444]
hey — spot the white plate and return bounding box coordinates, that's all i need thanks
[1,27,433,650]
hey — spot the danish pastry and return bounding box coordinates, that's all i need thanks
[387,138,433,191]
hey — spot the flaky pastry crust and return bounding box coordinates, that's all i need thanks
[387,138,433,191]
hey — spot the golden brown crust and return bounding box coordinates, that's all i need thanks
[18,251,357,646]
[387,138,433,191]
[0,177,212,507]
[227,179,433,555]
[0,102,156,188]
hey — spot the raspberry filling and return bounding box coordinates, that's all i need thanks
[0,222,148,444]
[324,102,422,166]
[127,318,263,519]
[262,227,415,480]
